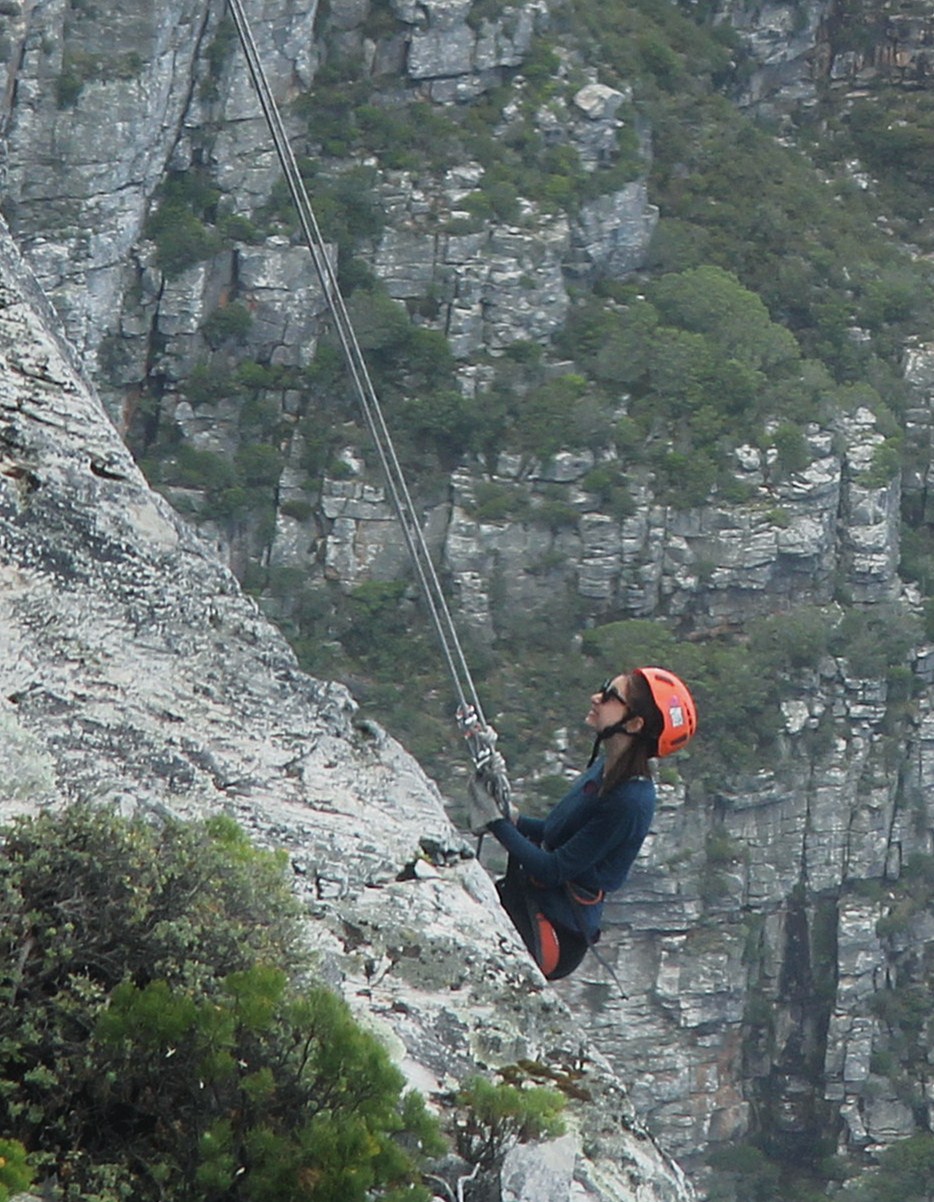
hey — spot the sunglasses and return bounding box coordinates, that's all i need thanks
[598,679,629,707]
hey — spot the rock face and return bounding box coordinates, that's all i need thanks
[6,0,934,1198]
[705,0,934,117]
[0,219,693,1201]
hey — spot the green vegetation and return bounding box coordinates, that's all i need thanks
[705,1138,846,1202]
[850,1133,934,1202]
[91,2,934,1200]
[294,32,641,211]
[278,0,905,797]
[453,1076,565,1171]
[148,0,934,810]
[137,359,295,539]
[0,805,442,1201]
[0,805,578,1200]
[273,584,918,791]
[261,163,385,255]
[146,170,224,277]
[201,15,238,101]
[202,301,253,348]
[809,83,934,249]
[56,47,144,108]
[0,1140,33,1201]
[558,265,826,505]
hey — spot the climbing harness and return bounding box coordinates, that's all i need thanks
[224,0,510,812]
[564,883,629,999]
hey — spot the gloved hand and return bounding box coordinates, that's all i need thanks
[467,771,506,835]
[457,703,482,737]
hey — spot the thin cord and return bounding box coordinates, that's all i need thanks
[225,0,490,731]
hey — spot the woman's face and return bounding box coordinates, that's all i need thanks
[586,673,633,732]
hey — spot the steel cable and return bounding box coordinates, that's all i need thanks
[225,0,509,784]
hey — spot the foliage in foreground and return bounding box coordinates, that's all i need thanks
[0,805,439,1201]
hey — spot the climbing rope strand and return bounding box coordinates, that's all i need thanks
[225,0,495,749]
[225,0,477,721]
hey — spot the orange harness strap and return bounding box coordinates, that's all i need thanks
[534,912,561,978]
[567,884,605,906]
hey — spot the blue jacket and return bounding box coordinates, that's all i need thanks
[489,759,656,939]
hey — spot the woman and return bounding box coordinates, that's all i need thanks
[467,667,697,981]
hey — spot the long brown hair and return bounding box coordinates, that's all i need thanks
[599,670,664,796]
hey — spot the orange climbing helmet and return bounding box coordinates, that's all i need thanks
[634,666,697,758]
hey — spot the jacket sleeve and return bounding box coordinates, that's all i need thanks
[489,803,641,888]
[516,814,546,842]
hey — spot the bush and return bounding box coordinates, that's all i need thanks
[146,171,223,277]
[234,442,284,487]
[0,805,439,1201]
[55,48,144,108]
[202,302,253,348]
[453,1076,565,1172]
[0,1139,33,1200]
[513,374,590,461]
[829,604,919,680]
[467,482,532,523]
[706,1142,781,1202]
[770,423,811,478]
[851,1133,934,1202]
[147,205,222,278]
[164,444,237,491]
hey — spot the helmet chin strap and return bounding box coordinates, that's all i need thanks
[587,716,634,767]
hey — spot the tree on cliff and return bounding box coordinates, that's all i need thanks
[0,804,442,1201]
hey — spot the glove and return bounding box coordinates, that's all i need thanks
[467,771,506,835]
[457,704,512,829]
[457,703,482,738]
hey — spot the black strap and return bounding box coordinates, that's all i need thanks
[587,717,632,766]
[563,884,628,1000]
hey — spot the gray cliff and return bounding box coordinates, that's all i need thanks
[5,0,934,1197]
[0,218,691,1201]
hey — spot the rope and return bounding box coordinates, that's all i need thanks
[224,0,509,797]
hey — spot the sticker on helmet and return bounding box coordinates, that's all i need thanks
[669,700,684,728]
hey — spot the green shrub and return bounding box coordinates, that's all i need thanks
[0,805,439,1202]
[465,0,509,29]
[581,464,635,518]
[706,1142,781,1202]
[204,15,238,77]
[162,443,237,491]
[748,607,833,674]
[147,203,222,277]
[532,496,580,532]
[56,48,144,107]
[513,374,589,461]
[0,1138,33,1200]
[234,442,284,487]
[770,423,811,478]
[860,437,903,487]
[828,604,919,680]
[202,302,253,348]
[146,171,224,277]
[56,56,86,108]
[185,362,235,405]
[454,1076,565,1172]
[851,1133,934,1202]
[341,580,409,666]
[467,482,532,523]
[395,388,475,468]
